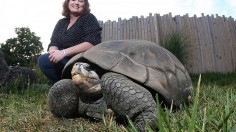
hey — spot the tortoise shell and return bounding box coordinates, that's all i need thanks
[62,40,192,106]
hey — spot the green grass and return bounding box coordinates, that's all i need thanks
[157,74,236,131]
[0,73,236,131]
[190,72,236,87]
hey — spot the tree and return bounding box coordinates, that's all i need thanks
[0,27,44,67]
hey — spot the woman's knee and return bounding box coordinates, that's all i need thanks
[38,53,49,62]
[38,53,52,67]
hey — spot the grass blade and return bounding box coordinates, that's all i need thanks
[188,74,201,131]
[156,95,173,132]
[157,96,165,132]
[202,107,207,132]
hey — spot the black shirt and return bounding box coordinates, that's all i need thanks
[48,13,102,50]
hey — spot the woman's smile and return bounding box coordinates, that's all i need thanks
[69,0,85,14]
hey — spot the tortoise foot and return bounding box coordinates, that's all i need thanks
[48,79,80,118]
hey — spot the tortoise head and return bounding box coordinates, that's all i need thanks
[71,62,102,94]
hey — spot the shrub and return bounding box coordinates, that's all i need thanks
[160,29,190,65]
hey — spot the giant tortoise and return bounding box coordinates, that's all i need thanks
[48,40,193,131]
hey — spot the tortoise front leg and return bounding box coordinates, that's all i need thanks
[48,79,80,118]
[101,72,158,131]
[48,79,107,119]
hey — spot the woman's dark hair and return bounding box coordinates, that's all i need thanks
[62,0,90,18]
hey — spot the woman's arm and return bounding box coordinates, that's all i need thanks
[49,42,93,63]
[47,19,65,51]
[63,42,94,56]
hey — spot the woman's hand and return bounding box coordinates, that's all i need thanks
[48,50,66,63]
[48,46,59,53]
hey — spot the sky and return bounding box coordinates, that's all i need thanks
[0,0,236,52]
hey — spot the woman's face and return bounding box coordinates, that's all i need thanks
[68,0,85,16]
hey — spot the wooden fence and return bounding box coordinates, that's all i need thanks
[99,13,236,74]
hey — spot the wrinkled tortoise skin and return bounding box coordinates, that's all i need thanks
[48,79,107,119]
[49,40,193,131]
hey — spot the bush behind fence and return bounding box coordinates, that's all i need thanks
[99,13,236,74]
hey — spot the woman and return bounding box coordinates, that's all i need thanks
[38,0,102,85]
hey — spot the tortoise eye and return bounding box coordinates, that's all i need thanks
[74,62,80,66]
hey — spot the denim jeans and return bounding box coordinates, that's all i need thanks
[37,53,69,85]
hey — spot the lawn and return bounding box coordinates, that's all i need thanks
[0,72,236,131]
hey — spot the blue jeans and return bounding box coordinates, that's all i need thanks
[37,53,69,85]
